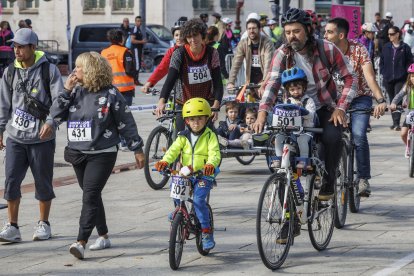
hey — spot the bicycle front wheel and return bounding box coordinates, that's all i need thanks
[348,149,360,213]
[307,175,335,251]
[144,125,171,190]
[409,133,414,177]
[256,173,294,270]
[334,146,348,229]
[196,204,214,256]
[169,212,185,270]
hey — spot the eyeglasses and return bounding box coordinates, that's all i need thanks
[388,32,397,36]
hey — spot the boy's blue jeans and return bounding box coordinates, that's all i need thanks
[350,95,372,179]
[173,179,212,230]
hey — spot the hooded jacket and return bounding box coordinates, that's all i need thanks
[161,127,221,172]
[380,42,413,82]
[0,51,64,143]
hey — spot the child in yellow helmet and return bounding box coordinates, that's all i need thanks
[155,97,220,251]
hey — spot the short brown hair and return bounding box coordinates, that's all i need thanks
[225,101,239,112]
[181,18,207,42]
[245,108,257,118]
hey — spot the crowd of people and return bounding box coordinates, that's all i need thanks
[0,6,413,265]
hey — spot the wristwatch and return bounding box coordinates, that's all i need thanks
[376,98,386,104]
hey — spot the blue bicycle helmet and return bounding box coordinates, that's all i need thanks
[281,8,312,27]
[281,67,308,87]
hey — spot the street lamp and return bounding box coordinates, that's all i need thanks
[235,0,244,31]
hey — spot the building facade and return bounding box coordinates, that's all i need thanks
[0,0,413,52]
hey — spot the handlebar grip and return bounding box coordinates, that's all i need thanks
[303,127,323,134]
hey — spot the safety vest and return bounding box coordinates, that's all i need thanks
[101,44,135,92]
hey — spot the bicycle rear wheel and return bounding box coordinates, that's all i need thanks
[409,133,414,177]
[196,204,214,256]
[235,154,256,165]
[334,146,348,229]
[144,125,172,190]
[256,173,294,270]
[307,175,335,251]
[169,212,185,270]
[348,150,360,213]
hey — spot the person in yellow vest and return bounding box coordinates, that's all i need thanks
[101,29,136,106]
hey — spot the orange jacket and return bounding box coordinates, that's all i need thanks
[101,44,135,92]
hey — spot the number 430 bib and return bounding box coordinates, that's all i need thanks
[68,120,92,142]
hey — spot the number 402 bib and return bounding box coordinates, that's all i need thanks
[68,121,92,142]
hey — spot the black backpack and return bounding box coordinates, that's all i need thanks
[6,61,51,99]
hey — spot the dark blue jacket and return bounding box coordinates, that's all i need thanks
[380,42,413,82]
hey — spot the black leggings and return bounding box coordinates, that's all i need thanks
[316,107,343,191]
[73,152,117,242]
[383,79,405,126]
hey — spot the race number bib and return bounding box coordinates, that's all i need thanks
[252,54,261,68]
[188,64,212,84]
[406,111,414,125]
[68,121,92,142]
[11,108,37,131]
[272,108,302,127]
[170,176,191,201]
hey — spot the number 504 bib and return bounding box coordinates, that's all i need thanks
[68,121,92,142]
[188,64,212,85]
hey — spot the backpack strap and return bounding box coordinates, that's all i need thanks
[316,39,332,73]
[6,62,15,94]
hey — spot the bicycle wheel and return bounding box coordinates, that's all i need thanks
[334,146,348,229]
[235,154,256,165]
[265,133,277,173]
[169,212,185,270]
[348,149,360,213]
[196,204,214,256]
[307,174,335,251]
[409,133,414,177]
[256,173,294,270]
[144,125,172,190]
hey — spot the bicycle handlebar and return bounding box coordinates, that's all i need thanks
[227,83,262,92]
[347,107,389,114]
[145,87,160,96]
[266,125,323,134]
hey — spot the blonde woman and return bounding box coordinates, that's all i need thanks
[50,52,145,259]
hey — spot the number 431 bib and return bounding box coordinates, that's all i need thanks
[68,121,92,142]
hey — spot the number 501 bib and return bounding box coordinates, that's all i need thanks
[188,64,212,85]
[68,120,92,142]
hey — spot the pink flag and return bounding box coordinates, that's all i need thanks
[331,4,361,39]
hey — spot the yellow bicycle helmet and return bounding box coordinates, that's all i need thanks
[182,98,212,118]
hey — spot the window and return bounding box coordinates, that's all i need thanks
[220,0,237,10]
[147,25,173,41]
[79,27,111,43]
[24,0,39,9]
[84,0,106,11]
[1,0,14,9]
[113,0,134,11]
[193,0,209,10]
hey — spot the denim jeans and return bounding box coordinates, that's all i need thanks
[173,179,212,230]
[350,96,372,179]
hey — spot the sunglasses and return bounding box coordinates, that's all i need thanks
[388,32,397,36]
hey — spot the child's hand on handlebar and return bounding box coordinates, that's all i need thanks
[204,164,215,176]
[155,161,169,172]
[389,103,397,111]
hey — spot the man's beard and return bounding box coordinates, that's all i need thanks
[290,37,308,51]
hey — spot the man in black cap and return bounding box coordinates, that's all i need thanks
[200,13,209,28]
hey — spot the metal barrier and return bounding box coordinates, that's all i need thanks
[225,53,245,88]
[374,56,388,103]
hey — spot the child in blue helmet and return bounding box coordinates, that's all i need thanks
[273,67,316,169]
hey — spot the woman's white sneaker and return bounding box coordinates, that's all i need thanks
[89,236,111,251]
[69,242,85,259]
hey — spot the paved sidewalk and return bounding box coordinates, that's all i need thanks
[1,82,414,274]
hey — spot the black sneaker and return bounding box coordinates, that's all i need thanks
[276,220,301,244]
[318,182,334,201]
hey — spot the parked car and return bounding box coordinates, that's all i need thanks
[71,23,172,70]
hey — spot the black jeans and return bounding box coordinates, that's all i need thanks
[73,152,117,242]
[383,79,405,127]
[317,107,343,192]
